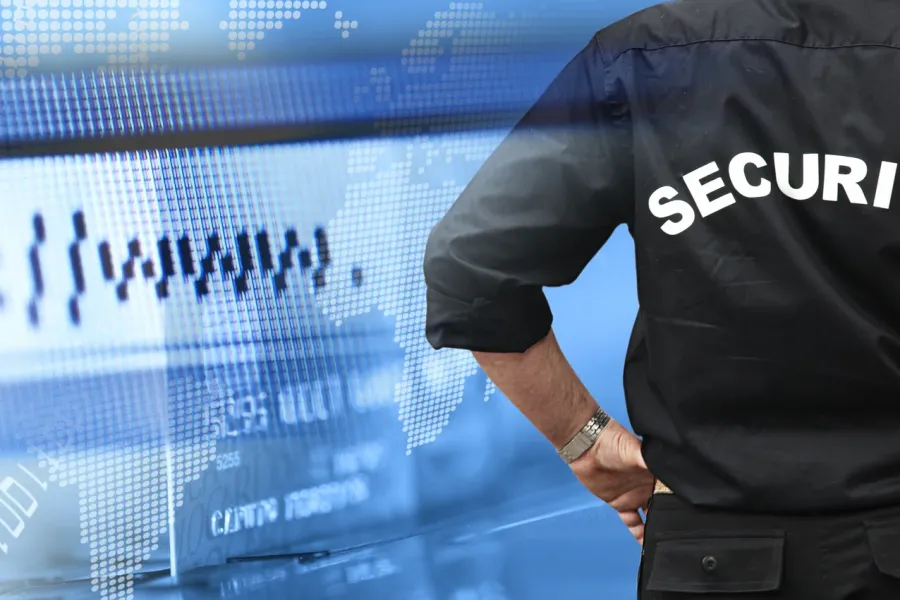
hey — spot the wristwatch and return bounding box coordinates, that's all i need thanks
[557,407,612,463]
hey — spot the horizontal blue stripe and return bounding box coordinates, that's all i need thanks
[0,52,570,146]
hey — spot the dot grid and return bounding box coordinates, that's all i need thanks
[1,4,546,143]
[320,3,534,451]
[218,0,334,61]
[166,377,221,514]
[2,4,546,595]
[3,63,367,142]
[8,374,160,600]
[0,0,187,79]
[2,151,222,596]
[224,141,374,504]
[10,375,220,599]
[332,10,357,40]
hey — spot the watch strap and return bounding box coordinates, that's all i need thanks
[557,407,612,463]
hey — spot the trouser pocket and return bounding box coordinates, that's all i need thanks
[644,531,785,594]
[639,497,786,599]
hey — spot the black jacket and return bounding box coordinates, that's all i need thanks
[423,0,900,513]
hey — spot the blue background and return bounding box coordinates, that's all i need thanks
[0,0,653,598]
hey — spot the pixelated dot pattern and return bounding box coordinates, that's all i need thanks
[13,371,219,600]
[333,10,357,39]
[11,374,166,600]
[78,377,217,600]
[2,6,544,597]
[0,0,187,78]
[219,0,332,61]
[166,378,222,512]
[320,3,534,451]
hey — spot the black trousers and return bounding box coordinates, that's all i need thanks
[638,493,900,599]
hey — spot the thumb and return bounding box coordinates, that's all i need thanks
[635,446,648,470]
[622,433,647,469]
[609,423,648,470]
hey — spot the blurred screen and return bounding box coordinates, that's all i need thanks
[0,0,650,596]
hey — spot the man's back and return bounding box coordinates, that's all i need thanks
[424,0,900,514]
[605,0,900,512]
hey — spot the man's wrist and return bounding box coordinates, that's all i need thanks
[557,406,612,464]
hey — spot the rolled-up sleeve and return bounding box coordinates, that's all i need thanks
[423,37,634,353]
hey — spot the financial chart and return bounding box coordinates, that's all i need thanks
[0,1,647,598]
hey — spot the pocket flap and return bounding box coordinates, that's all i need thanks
[865,517,900,578]
[646,531,785,594]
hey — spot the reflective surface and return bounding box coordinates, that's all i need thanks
[0,0,647,591]
[6,481,641,600]
[0,132,638,583]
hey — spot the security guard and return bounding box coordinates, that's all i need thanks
[423,0,900,598]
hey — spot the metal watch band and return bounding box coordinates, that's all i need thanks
[557,407,612,464]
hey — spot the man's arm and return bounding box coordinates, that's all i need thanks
[474,330,653,544]
[473,329,598,448]
[423,38,652,543]
[423,38,631,354]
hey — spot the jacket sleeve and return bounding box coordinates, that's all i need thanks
[423,37,634,353]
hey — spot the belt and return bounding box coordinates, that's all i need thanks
[654,479,673,495]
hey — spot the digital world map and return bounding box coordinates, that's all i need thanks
[0,2,563,597]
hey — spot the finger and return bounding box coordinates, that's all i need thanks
[618,509,644,528]
[629,521,644,546]
[618,510,645,545]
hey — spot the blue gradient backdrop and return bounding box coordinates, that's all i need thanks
[0,1,651,597]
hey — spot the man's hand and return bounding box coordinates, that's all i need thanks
[569,419,654,545]
[470,331,654,544]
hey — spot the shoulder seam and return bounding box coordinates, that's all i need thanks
[605,37,900,65]
[593,32,613,67]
